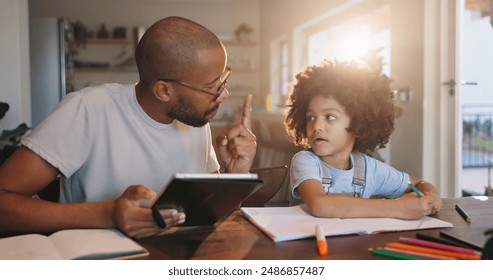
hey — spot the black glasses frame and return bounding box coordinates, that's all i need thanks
[158,67,232,101]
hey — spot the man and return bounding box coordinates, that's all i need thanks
[0,17,256,238]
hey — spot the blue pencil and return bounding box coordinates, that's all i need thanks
[408,181,423,197]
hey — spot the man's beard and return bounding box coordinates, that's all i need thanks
[168,95,219,127]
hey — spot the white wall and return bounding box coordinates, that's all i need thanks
[0,0,31,130]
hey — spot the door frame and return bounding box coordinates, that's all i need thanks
[423,0,462,198]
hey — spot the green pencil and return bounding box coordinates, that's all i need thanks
[370,249,425,260]
[408,181,423,197]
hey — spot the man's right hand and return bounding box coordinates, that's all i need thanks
[113,185,185,239]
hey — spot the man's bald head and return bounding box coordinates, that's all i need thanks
[135,17,223,86]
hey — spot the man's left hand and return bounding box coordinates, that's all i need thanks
[216,93,257,173]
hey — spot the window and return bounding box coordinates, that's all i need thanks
[300,3,392,163]
[306,4,391,77]
[269,37,289,112]
[280,41,289,96]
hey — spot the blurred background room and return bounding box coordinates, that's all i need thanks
[2,0,493,204]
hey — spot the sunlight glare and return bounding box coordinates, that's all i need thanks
[338,33,371,61]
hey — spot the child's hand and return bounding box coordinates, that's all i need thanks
[405,178,442,216]
[421,190,442,215]
[395,193,440,219]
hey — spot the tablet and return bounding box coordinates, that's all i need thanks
[150,173,263,226]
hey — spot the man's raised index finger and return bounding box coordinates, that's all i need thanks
[241,93,253,129]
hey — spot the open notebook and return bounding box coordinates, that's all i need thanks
[241,205,453,242]
[0,229,148,260]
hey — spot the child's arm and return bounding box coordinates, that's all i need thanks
[298,179,441,219]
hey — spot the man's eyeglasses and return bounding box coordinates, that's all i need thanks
[158,67,232,101]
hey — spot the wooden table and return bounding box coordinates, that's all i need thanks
[137,196,493,259]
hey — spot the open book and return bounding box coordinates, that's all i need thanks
[241,205,453,242]
[0,229,148,260]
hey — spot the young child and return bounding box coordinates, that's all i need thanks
[284,60,442,219]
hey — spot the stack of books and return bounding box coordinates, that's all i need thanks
[369,235,481,260]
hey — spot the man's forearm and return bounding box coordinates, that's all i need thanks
[0,192,115,234]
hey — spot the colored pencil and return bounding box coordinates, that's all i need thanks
[400,237,480,256]
[376,246,455,260]
[370,248,425,260]
[439,231,484,251]
[407,181,423,197]
[416,233,472,249]
[386,242,480,260]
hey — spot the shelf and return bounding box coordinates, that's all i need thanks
[223,40,257,46]
[230,67,257,72]
[75,67,109,73]
[85,38,131,45]
[75,67,137,73]
[228,95,249,99]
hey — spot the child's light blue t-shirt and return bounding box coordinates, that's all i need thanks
[290,150,409,199]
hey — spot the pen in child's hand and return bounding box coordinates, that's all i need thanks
[315,224,328,256]
[408,181,423,197]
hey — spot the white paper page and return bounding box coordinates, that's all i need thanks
[241,205,453,242]
[49,229,145,260]
[0,234,63,260]
[344,216,453,234]
[242,206,366,242]
[175,173,259,179]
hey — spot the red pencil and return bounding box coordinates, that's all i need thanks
[399,237,480,256]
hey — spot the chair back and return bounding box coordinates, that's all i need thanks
[241,165,288,207]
